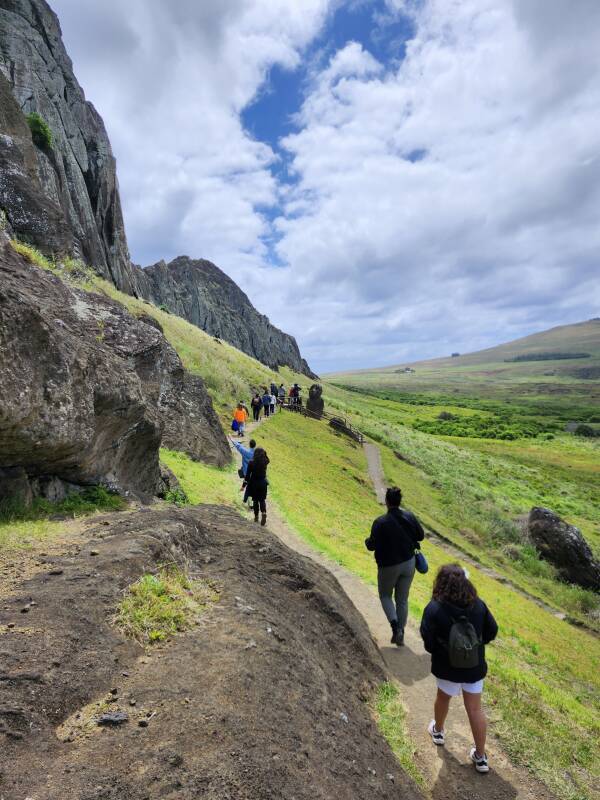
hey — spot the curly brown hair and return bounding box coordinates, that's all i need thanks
[432,563,478,607]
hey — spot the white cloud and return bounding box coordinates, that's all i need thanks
[269,0,600,370]
[52,0,333,268]
[51,0,600,373]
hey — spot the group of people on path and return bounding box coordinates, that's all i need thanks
[366,487,498,774]
[230,391,498,776]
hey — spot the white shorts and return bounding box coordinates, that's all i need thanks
[436,678,484,696]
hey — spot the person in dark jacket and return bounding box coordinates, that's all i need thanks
[365,486,424,646]
[244,447,270,526]
[420,563,498,774]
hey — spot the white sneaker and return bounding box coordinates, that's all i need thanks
[470,747,489,773]
[428,719,445,746]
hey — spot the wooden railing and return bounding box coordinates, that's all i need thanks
[280,400,365,443]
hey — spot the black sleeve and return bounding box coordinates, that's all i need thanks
[246,462,254,482]
[419,602,438,653]
[365,518,379,551]
[482,604,498,645]
[407,511,425,544]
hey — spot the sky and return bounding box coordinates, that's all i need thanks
[51,0,600,374]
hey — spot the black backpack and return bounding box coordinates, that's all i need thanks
[446,612,481,669]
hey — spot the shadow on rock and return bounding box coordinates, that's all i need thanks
[381,645,431,686]
[432,746,517,800]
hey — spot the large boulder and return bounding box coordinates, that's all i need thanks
[0,0,139,294]
[528,507,600,591]
[0,239,229,503]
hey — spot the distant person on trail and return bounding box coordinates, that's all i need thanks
[251,393,262,422]
[243,447,270,526]
[270,381,278,397]
[233,403,248,438]
[420,564,498,774]
[231,437,256,478]
[270,392,276,415]
[262,390,272,418]
[365,486,424,646]
[278,384,286,404]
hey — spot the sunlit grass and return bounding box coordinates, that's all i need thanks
[115,566,218,645]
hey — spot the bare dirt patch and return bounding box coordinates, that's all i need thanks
[0,505,422,800]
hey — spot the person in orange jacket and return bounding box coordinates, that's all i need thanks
[233,402,248,438]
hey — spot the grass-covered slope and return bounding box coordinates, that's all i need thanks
[165,412,599,800]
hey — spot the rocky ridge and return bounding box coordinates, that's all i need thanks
[135,256,316,377]
[0,237,229,504]
[0,0,137,292]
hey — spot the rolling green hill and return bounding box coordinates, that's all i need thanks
[329,319,600,408]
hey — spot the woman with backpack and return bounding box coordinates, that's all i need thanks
[243,447,270,526]
[420,564,498,774]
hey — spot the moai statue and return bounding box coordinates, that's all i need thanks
[306,384,325,419]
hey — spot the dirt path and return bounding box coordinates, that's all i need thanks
[233,416,555,800]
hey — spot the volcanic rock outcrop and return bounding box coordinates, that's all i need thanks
[528,507,600,591]
[134,256,316,376]
[0,0,138,293]
[0,238,229,503]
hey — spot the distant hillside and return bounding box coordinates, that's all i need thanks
[330,319,600,404]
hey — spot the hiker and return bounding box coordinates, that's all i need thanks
[231,437,256,478]
[365,486,424,646]
[420,564,498,774]
[270,381,278,397]
[278,383,286,405]
[251,393,262,422]
[262,389,272,418]
[233,402,248,438]
[243,447,270,526]
[270,391,276,415]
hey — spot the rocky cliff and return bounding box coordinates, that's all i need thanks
[135,256,316,377]
[0,0,139,293]
[0,0,315,376]
[0,237,229,505]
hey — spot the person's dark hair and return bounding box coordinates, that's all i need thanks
[432,563,478,607]
[385,487,402,507]
[249,439,256,448]
[252,447,270,469]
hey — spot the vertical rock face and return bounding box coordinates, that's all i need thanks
[0,0,139,294]
[135,256,317,377]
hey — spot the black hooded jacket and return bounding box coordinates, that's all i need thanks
[420,598,498,683]
[365,507,424,567]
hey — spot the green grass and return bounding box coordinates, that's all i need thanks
[320,382,600,626]
[160,449,239,507]
[0,486,124,522]
[235,411,600,800]
[115,566,218,644]
[372,682,426,790]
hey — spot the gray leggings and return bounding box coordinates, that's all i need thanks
[377,557,416,630]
